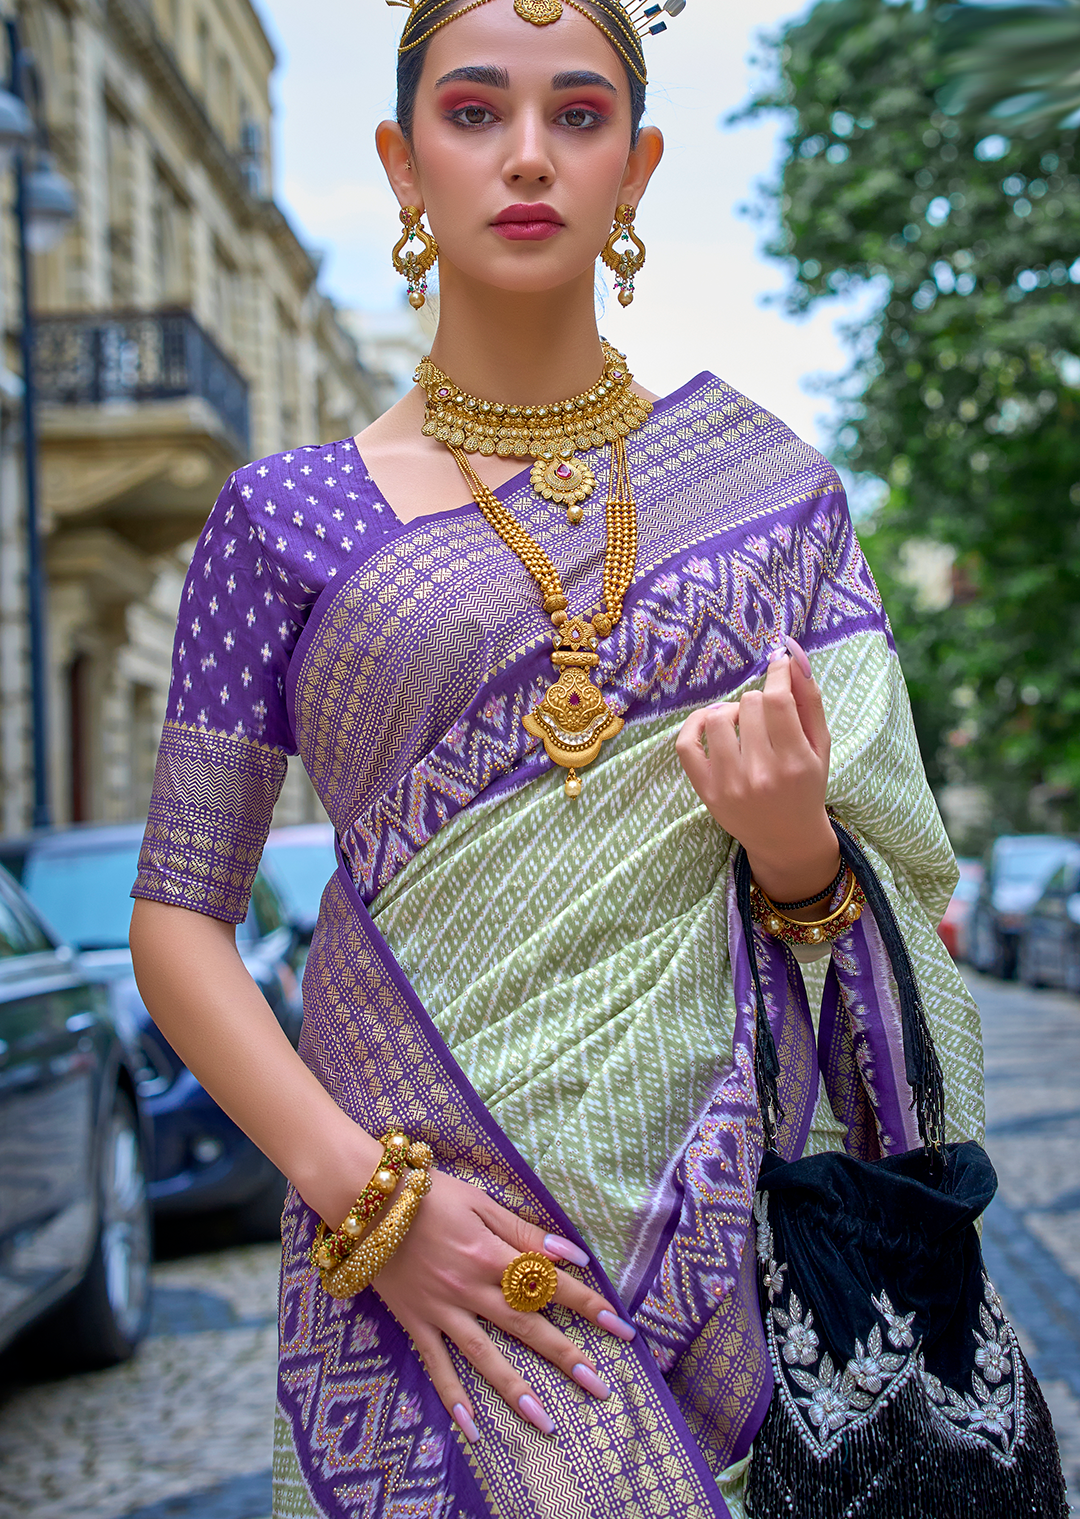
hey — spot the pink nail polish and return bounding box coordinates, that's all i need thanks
[519,1393,555,1435]
[452,1403,479,1444]
[784,635,812,680]
[572,1363,611,1399]
[597,1309,637,1341]
[543,1234,589,1268]
[768,644,788,664]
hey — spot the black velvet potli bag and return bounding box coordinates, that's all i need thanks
[739,821,1067,1519]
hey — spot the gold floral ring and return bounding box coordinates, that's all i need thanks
[500,1251,559,1313]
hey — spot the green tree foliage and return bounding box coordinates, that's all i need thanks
[741,0,1080,837]
[938,0,1080,134]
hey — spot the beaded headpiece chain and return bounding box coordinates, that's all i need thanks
[389,0,688,84]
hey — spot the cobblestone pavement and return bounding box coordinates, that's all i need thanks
[973,968,1080,1515]
[0,1237,281,1519]
[1,968,1078,1517]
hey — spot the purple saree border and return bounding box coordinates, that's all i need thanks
[327,483,885,905]
[282,368,718,740]
[316,843,733,1516]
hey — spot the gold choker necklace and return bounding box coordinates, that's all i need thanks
[415,340,651,523]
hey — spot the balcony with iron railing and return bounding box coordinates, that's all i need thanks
[34,307,250,454]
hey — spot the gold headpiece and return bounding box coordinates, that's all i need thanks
[389,0,688,84]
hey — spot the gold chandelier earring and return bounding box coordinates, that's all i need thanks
[601,204,646,307]
[392,206,438,309]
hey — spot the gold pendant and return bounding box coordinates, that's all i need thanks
[529,454,595,509]
[522,617,623,796]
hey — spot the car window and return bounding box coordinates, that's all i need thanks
[249,873,285,938]
[262,840,336,922]
[995,843,1072,886]
[0,882,28,957]
[1,881,53,953]
[23,844,141,950]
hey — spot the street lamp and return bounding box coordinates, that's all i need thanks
[0,85,31,175]
[23,151,77,253]
[5,21,76,829]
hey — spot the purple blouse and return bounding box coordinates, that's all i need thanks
[132,439,400,921]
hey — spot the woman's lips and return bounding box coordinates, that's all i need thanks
[492,203,564,241]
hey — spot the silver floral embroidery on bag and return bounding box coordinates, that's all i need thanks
[919,1277,1024,1456]
[754,1190,1027,1463]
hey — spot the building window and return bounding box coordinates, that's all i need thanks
[277,302,299,444]
[130,683,159,816]
[210,241,242,358]
[152,165,191,304]
[196,16,210,96]
[106,101,135,306]
[68,654,91,824]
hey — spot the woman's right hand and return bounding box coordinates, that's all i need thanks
[371,1168,636,1441]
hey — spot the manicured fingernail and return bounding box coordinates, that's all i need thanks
[518,1393,555,1434]
[784,635,812,680]
[768,644,789,664]
[452,1403,479,1443]
[597,1309,637,1341]
[543,1234,589,1268]
[572,1363,611,1399]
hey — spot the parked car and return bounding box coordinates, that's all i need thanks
[937,858,984,961]
[0,861,151,1366]
[0,824,305,1238]
[969,834,1080,979]
[261,823,337,946]
[1018,855,1080,994]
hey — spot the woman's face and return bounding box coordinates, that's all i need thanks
[398,0,660,295]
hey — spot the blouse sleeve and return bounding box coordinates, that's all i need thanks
[132,472,299,924]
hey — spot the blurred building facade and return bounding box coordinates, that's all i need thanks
[0,0,393,835]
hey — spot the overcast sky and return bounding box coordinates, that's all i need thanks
[253,0,869,449]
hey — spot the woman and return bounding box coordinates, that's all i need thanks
[129,0,984,1514]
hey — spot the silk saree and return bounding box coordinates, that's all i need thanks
[133,370,985,1519]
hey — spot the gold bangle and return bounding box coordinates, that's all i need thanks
[750,870,866,948]
[309,1128,412,1272]
[757,869,858,929]
[318,1144,436,1300]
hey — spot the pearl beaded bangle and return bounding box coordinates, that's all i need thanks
[750,870,866,948]
[310,1128,412,1273]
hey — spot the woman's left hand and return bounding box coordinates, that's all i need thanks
[675,638,840,904]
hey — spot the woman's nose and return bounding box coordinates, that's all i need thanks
[504,112,555,185]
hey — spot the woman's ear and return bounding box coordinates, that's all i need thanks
[376,119,422,209]
[618,124,664,209]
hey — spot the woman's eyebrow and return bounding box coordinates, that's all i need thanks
[434,64,511,89]
[551,70,616,93]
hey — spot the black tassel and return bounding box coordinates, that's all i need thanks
[734,848,784,1149]
[746,1353,1067,1518]
[829,820,947,1155]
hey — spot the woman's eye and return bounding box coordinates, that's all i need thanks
[557,107,603,129]
[451,104,497,127]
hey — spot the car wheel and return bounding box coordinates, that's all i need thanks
[971,913,994,974]
[47,1089,152,1367]
[999,934,1019,981]
[1018,934,1044,988]
[234,1168,288,1243]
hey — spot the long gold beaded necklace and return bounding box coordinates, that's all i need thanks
[416,340,651,524]
[423,349,644,798]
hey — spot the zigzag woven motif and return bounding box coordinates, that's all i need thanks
[335,498,882,900]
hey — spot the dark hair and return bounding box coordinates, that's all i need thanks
[395,0,646,145]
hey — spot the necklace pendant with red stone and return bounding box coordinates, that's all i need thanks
[522,615,623,793]
[530,452,595,511]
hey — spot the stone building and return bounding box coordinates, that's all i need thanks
[0,0,391,834]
